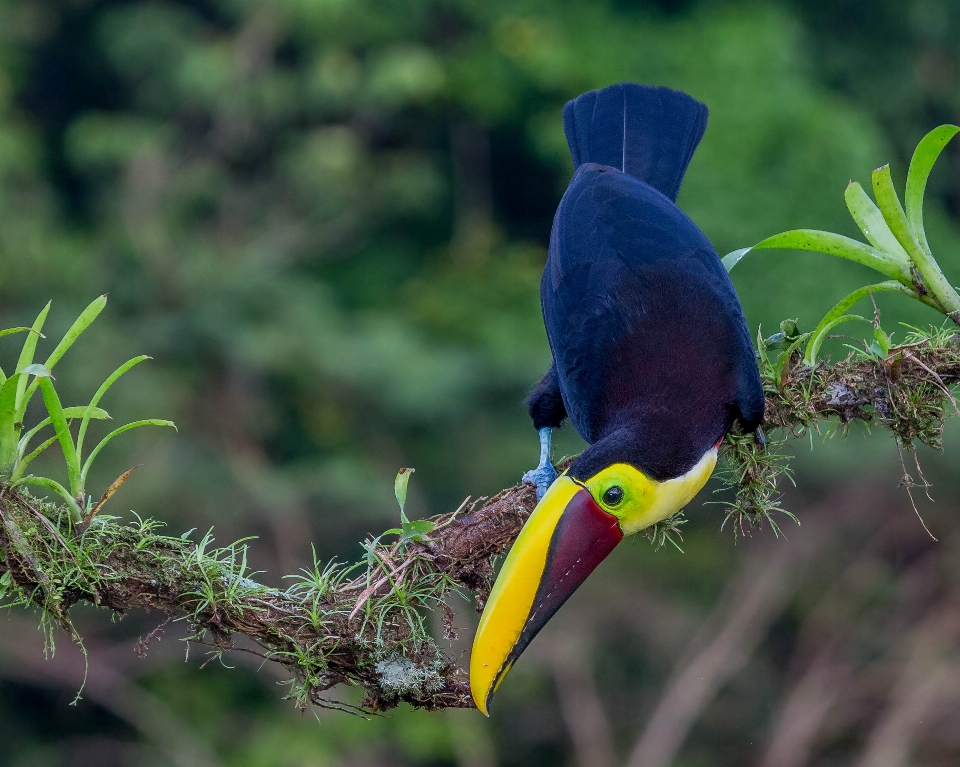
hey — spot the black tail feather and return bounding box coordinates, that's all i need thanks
[562,83,708,201]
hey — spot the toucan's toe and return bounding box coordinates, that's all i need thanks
[522,463,558,499]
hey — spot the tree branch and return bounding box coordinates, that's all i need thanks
[0,480,538,713]
[1,334,959,714]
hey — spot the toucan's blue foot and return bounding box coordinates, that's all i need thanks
[522,462,559,499]
[522,427,558,499]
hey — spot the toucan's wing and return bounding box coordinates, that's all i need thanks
[543,165,763,479]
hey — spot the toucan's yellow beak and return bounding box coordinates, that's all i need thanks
[469,475,623,715]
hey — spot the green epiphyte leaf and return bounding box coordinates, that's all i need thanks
[10,475,82,519]
[18,406,110,465]
[871,165,918,257]
[0,375,21,471]
[13,302,50,419]
[844,181,910,262]
[390,467,434,542]
[18,296,110,425]
[62,406,110,420]
[401,519,435,543]
[722,248,751,272]
[751,230,911,283]
[803,280,913,365]
[80,419,177,490]
[905,124,960,257]
[873,327,893,357]
[10,435,60,482]
[38,377,82,497]
[772,332,811,389]
[394,467,415,520]
[780,319,802,340]
[78,355,150,455]
[0,367,48,472]
[804,315,870,367]
[43,295,108,370]
[0,327,34,339]
[874,162,960,315]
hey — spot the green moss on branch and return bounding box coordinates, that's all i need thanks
[2,328,960,714]
[0,481,539,713]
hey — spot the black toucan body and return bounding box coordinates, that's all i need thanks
[470,83,764,714]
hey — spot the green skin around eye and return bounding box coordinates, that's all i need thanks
[582,453,717,535]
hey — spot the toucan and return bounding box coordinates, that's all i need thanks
[469,83,765,715]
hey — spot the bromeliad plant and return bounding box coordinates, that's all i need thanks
[715,124,960,536]
[725,124,960,366]
[0,296,174,523]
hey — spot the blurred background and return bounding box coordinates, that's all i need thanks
[3,0,960,765]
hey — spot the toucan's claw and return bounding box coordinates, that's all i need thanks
[755,425,767,446]
[522,462,559,499]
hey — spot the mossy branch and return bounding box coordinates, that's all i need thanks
[1,329,960,713]
[0,479,538,713]
[3,122,959,715]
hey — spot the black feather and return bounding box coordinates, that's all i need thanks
[562,83,708,202]
[540,83,763,482]
[527,365,568,430]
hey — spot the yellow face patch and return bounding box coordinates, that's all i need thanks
[580,449,718,536]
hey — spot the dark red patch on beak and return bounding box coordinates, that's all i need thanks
[507,488,623,666]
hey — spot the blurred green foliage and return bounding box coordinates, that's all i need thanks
[2,0,960,765]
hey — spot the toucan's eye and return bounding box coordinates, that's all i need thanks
[602,486,624,506]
